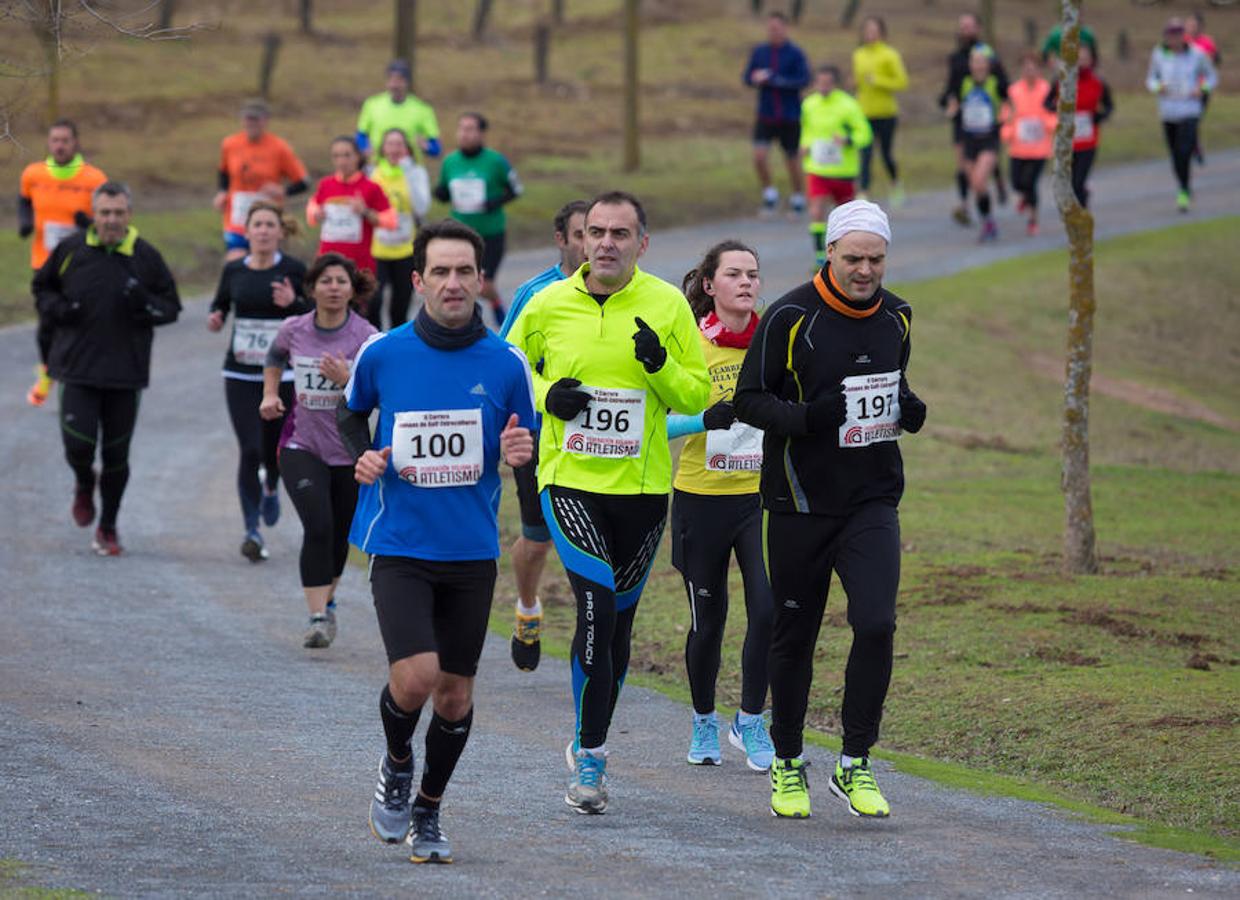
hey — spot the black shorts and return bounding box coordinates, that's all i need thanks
[370,555,497,674]
[962,132,1000,161]
[481,233,506,280]
[513,436,549,542]
[752,119,800,156]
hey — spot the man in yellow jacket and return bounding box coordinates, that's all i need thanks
[800,66,873,269]
[852,16,909,205]
[506,190,709,816]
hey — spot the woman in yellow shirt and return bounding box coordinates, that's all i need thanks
[668,240,774,772]
[851,16,909,205]
[366,129,418,329]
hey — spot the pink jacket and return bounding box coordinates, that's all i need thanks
[1001,77,1057,160]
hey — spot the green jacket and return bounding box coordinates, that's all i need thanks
[799,89,873,179]
[505,264,710,495]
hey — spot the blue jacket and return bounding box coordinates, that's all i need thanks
[743,41,812,123]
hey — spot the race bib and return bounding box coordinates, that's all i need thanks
[562,387,645,458]
[705,422,764,472]
[1016,117,1045,144]
[1073,112,1094,142]
[810,139,843,167]
[229,191,260,229]
[321,202,363,244]
[231,318,283,366]
[292,355,344,410]
[962,98,995,132]
[42,220,77,252]
[838,371,902,449]
[376,212,414,247]
[448,177,487,214]
[392,409,484,488]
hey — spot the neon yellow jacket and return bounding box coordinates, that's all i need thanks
[506,264,710,495]
[800,89,873,179]
[368,160,415,261]
[851,41,909,119]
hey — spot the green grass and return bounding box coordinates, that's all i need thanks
[487,218,1240,858]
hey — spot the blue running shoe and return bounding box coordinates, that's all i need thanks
[687,713,721,765]
[566,748,607,814]
[729,711,775,771]
[260,489,280,527]
[408,805,452,863]
[369,754,414,843]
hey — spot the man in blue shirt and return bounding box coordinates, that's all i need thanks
[743,12,811,216]
[498,199,588,674]
[338,219,535,865]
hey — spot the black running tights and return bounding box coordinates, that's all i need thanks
[224,378,292,531]
[279,448,357,588]
[60,384,140,529]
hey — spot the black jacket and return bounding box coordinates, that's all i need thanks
[734,273,914,517]
[939,40,1010,110]
[33,226,180,389]
[210,254,310,375]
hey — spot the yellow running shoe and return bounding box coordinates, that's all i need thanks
[510,602,542,672]
[769,757,811,818]
[27,364,52,407]
[829,757,890,818]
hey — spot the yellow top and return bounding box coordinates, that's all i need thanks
[851,41,909,119]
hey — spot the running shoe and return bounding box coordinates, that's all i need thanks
[951,204,972,226]
[369,754,414,843]
[1177,190,1191,214]
[686,713,721,766]
[510,603,542,672]
[260,489,280,527]
[240,529,268,563]
[26,364,52,407]
[72,480,95,528]
[325,598,338,643]
[728,712,775,771]
[303,613,333,648]
[566,747,608,814]
[1016,196,1028,215]
[92,526,123,557]
[1026,219,1040,237]
[760,187,779,218]
[889,183,906,209]
[829,757,890,818]
[769,757,811,818]
[979,219,999,243]
[788,192,806,215]
[408,806,452,864]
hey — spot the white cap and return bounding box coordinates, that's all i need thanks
[826,199,892,246]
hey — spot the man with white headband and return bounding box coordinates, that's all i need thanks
[735,199,926,820]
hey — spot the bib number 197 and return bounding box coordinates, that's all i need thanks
[838,371,902,448]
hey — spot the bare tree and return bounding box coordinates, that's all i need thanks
[472,0,494,41]
[393,0,417,89]
[622,0,639,171]
[1050,0,1099,575]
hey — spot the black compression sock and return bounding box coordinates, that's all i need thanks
[413,794,441,813]
[955,171,969,200]
[977,192,992,217]
[380,684,421,765]
[421,707,473,800]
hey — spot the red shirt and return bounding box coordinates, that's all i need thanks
[1047,68,1113,152]
[307,173,393,274]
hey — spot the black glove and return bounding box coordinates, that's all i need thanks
[702,400,736,431]
[123,276,151,318]
[899,388,927,434]
[73,210,93,230]
[19,224,33,239]
[632,316,667,374]
[806,385,848,434]
[545,377,592,421]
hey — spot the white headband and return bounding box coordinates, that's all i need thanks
[826,199,892,245]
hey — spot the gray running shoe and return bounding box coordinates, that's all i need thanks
[368,754,414,843]
[303,614,332,648]
[324,599,338,643]
[408,806,452,864]
[565,747,608,815]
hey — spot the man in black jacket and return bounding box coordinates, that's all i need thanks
[33,181,181,556]
[735,199,925,822]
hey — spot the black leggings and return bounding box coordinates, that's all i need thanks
[1072,148,1096,208]
[541,485,667,749]
[671,490,773,716]
[279,448,357,588]
[766,502,900,760]
[859,117,899,191]
[1009,157,1045,211]
[1163,119,1199,193]
[370,256,416,331]
[224,378,292,532]
[60,384,140,529]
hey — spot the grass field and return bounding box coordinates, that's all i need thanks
[2,0,1240,321]
[486,218,1240,857]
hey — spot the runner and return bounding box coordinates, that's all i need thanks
[340,220,535,863]
[1001,52,1056,236]
[733,199,927,820]
[852,16,908,206]
[498,198,590,673]
[433,112,522,329]
[307,136,397,275]
[33,181,181,556]
[939,14,1009,225]
[946,44,1006,242]
[18,119,107,407]
[1147,18,1218,212]
[213,99,308,262]
[667,241,774,770]
[356,59,442,165]
[1045,43,1114,209]
[1185,12,1220,164]
[367,129,419,330]
[800,65,872,270]
[506,191,710,814]
[260,253,377,647]
[743,11,811,217]
[207,202,309,562]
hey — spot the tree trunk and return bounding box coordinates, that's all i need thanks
[1050,0,1099,575]
[534,19,551,84]
[394,0,417,91]
[980,0,996,47]
[299,0,313,35]
[622,0,639,171]
[159,0,176,30]
[472,0,494,41]
[551,0,565,25]
[258,31,282,99]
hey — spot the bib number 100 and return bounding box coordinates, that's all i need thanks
[406,432,467,459]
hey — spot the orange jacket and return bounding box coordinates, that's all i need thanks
[1001,77,1057,160]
